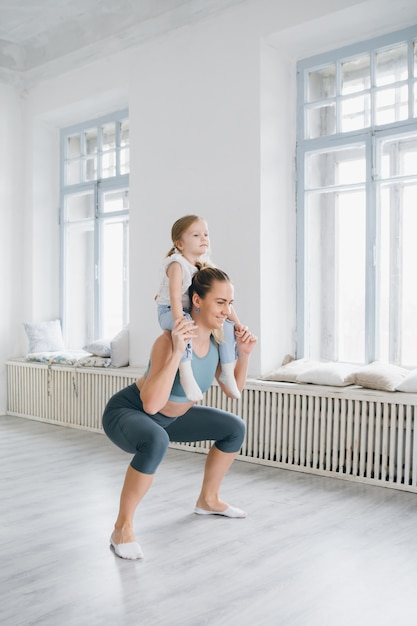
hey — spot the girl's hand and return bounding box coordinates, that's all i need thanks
[235,326,257,355]
[171,317,198,354]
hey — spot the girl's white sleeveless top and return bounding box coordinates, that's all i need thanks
[155,253,198,308]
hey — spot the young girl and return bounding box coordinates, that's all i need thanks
[155,215,242,401]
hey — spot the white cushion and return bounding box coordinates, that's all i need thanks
[296,362,356,387]
[353,362,409,392]
[76,355,111,368]
[24,320,65,354]
[395,370,417,392]
[260,359,320,383]
[25,350,88,365]
[83,338,111,357]
[111,326,129,367]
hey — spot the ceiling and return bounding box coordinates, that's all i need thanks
[0,0,246,83]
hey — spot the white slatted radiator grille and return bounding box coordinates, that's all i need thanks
[6,361,139,432]
[173,382,417,492]
[6,361,417,492]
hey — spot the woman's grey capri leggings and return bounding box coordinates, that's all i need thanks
[102,383,246,474]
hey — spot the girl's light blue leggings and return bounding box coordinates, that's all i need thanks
[158,304,237,364]
[102,383,246,474]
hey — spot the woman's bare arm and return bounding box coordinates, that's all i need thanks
[139,318,197,414]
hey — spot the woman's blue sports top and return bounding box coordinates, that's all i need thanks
[146,336,219,402]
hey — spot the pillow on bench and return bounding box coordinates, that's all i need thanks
[395,369,417,392]
[260,359,321,383]
[24,320,65,353]
[353,362,409,392]
[296,362,357,387]
[26,350,88,365]
[260,358,356,387]
[83,338,111,358]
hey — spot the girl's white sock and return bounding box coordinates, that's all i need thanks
[218,361,241,399]
[179,361,203,402]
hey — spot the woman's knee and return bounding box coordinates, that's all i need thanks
[216,415,246,453]
[130,428,170,474]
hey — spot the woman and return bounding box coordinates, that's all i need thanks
[102,267,257,560]
[156,214,243,400]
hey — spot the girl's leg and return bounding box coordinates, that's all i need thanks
[158,305,202,401]
[218,319,240,399]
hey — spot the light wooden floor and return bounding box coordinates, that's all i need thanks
[1,415,417,626]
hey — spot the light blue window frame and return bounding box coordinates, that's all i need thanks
[296,25,417,365]
[60,109,129,346]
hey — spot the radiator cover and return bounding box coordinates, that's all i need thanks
[6,360,417,492]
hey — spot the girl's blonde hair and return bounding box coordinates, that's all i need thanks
[165,214,204,258]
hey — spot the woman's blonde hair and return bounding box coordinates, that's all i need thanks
[188,267,231,343]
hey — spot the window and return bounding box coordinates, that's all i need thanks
[297,26,417,366]
[60,110,129,348]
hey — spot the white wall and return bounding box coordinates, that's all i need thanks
[1,0,417,412]
[0,85,25,412]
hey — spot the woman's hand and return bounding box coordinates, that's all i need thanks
[171,317,198,355]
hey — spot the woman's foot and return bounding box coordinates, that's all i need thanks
[194,505,247,518]
[110,529,144,560]
[194,499,246,518]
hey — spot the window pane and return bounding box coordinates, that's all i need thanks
[414,82,417,117]
[120,120,129,146]
[306,103,336,138]
[102,122,116,150]
[375,44,408,86]
[401,184,417,365]
[380,135,417,178]
[64,191,94,221]
[378,185,390,363]
[379,182,417,366]
[378,133,417,365]
[120,147,130,175]
[307,65,336,102]
[67,134,81,158]
[102,188,129,214]
[336,191,366,362]
[65,160,81,185]
[341,94,370,131]
[101,217,129,338]
[341,54,370,95]
[306,145,366,189]
[64,221,94,348]
[414,42,417,77]
[102,153,116,178]
[375,85,408,125]
[101,123,117,178]
[305,189,366,361]
[85,157,97,181]
[85,128,97,154]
